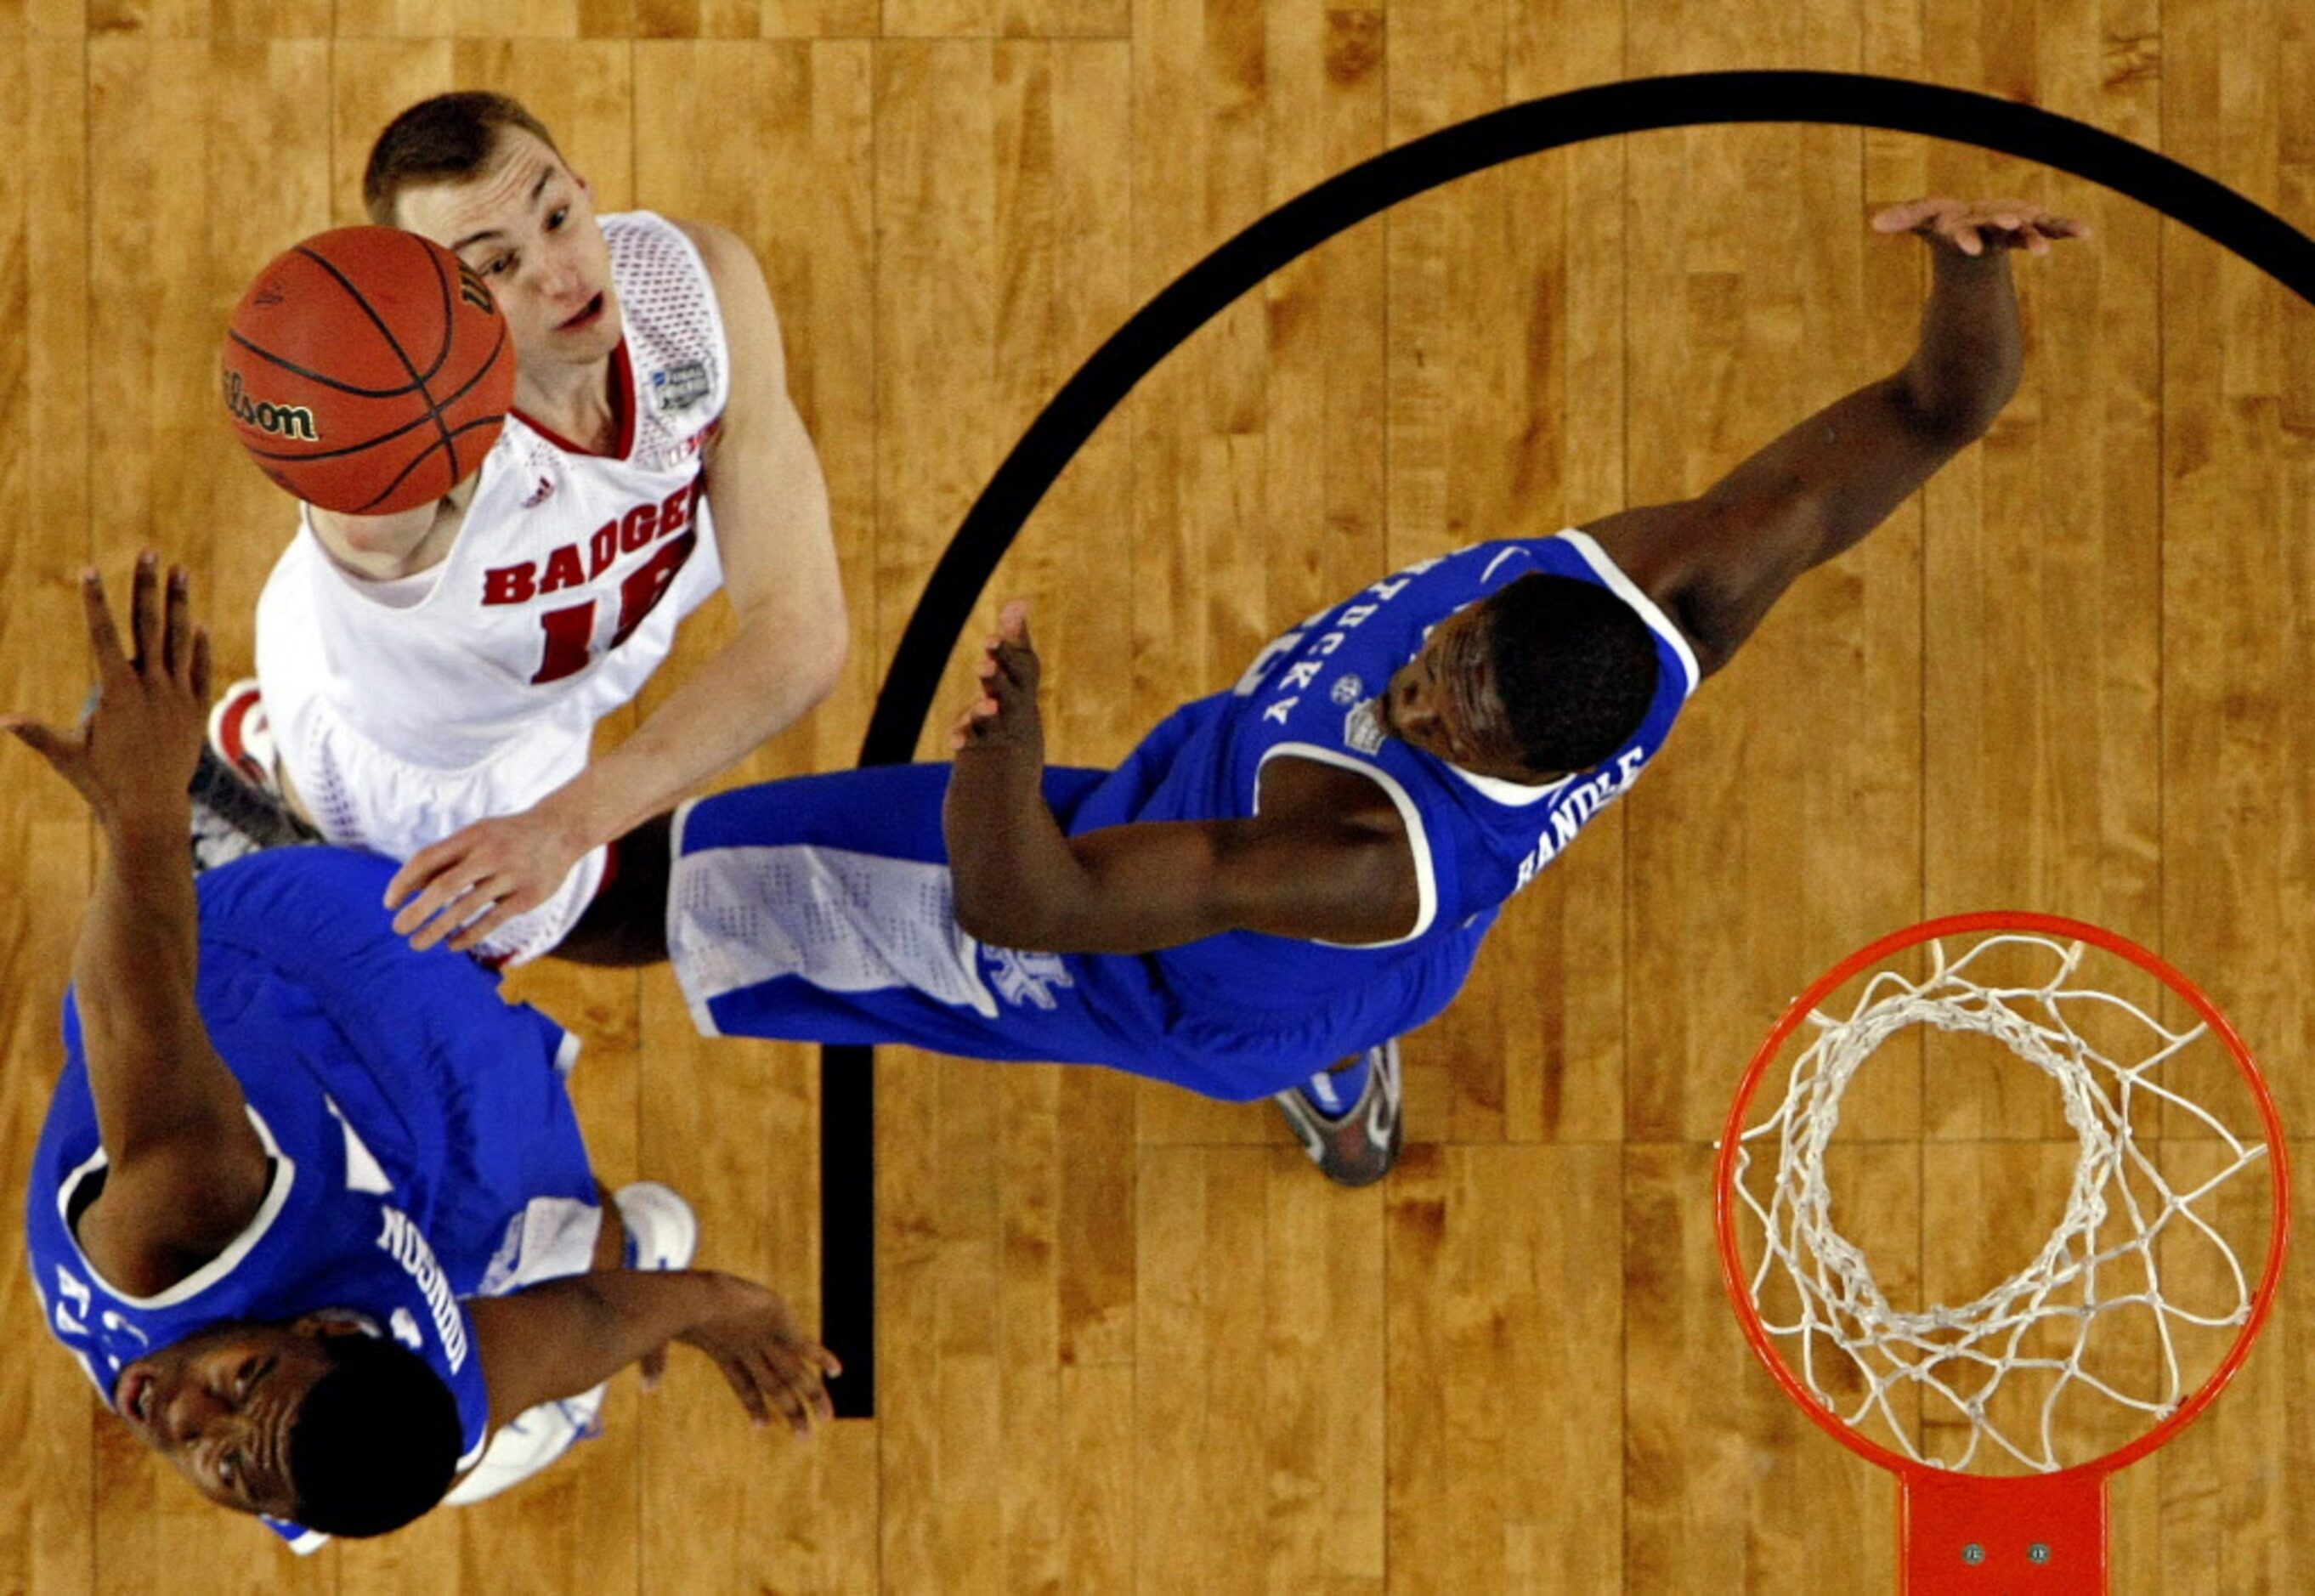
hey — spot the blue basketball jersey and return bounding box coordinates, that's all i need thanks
[676,531,1701,1101]
[23,848,597,1548]
[1056,531,1700,1081]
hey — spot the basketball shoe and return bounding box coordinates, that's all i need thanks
[613,1180,700,1272]
[441,1183,699,1508]
[207,679,278,794]
[1272,1039,1403,1187]
[188,744,320,874]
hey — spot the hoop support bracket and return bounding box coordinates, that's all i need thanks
[1900,1469,2110,1593]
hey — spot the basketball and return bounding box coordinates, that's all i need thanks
[222,227,516,516]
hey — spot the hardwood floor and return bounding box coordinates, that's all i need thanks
[0,2,2308,1588]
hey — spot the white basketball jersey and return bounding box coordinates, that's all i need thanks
[253,212,733,962]
[258,211,730,777]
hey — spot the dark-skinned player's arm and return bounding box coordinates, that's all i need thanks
[466,1268,841,1438]
[1584,197,2089,680]
[942,603,1422,954]
[2,557,270,1298]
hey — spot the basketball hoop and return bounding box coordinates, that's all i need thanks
[1713,912,2290,1593]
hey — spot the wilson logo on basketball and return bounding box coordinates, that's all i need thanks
[221,371,320,443]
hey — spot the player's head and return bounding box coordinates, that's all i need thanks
[363,92,622,373]
[1379,574,1659,781]
[111,1316,462,1537]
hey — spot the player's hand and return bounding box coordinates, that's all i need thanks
[3,554,212,830]
[948,600,1044,762]
[1871,197,2089,258]
[669,1275,842,1437]
[383,805,589,954]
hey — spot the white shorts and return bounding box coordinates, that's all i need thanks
[263,688,607,966]
[444,1195,608,1507]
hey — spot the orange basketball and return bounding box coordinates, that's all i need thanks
[222,227,516,516]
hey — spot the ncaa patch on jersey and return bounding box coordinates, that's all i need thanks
[652,360,713,413]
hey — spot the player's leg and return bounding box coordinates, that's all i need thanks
[667,762,1139,1063]
[554,813,676,966]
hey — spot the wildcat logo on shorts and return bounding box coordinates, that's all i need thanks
[986,948,1074,1011]
[222,371,320,442]
[652,361,713,414]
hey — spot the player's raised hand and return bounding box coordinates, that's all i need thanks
[1871,197,2090,258]
[948,599,1044,760]
[671,1274,843,1437]
[3,553,212,829]
[383,806,587,956]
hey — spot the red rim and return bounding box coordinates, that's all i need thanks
[1712,910,2292,1486]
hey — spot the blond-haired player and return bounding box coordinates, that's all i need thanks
[216,92,846,965]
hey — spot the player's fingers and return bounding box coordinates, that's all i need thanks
[715,1353,773,1428]
[2,716,71,769]
[781,1353,835,1423]
[383,849,441,910]
[446,891,529,954]
[1952,223,1984,257]
[80,568,128,675]
[161,566,192,682]
[1870,197,1940,233]
[397,877,484,943]
[750,1349,814,1435]
[127,552,161,671]
[428,881,513,951]
[190,627,212,703]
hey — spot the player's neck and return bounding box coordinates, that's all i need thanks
[308,480,476,582]
[517,353,620,456]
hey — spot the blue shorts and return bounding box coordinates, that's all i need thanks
[668,766,1363,1101]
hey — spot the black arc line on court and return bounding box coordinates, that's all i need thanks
[818,67,2315,1419]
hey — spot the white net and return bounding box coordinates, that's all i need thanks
[1729,931,2274,1475]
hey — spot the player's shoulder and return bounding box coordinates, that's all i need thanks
[664,218,775,310]
[663,218,758,277]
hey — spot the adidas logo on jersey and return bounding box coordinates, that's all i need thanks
[522,475,555,508]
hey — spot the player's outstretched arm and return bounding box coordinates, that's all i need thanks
[384,222,847,954]
[2,557,269,1295]
[1586,198,2088,679]
[943,603,1422,953]
[467,1270,841,1438]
